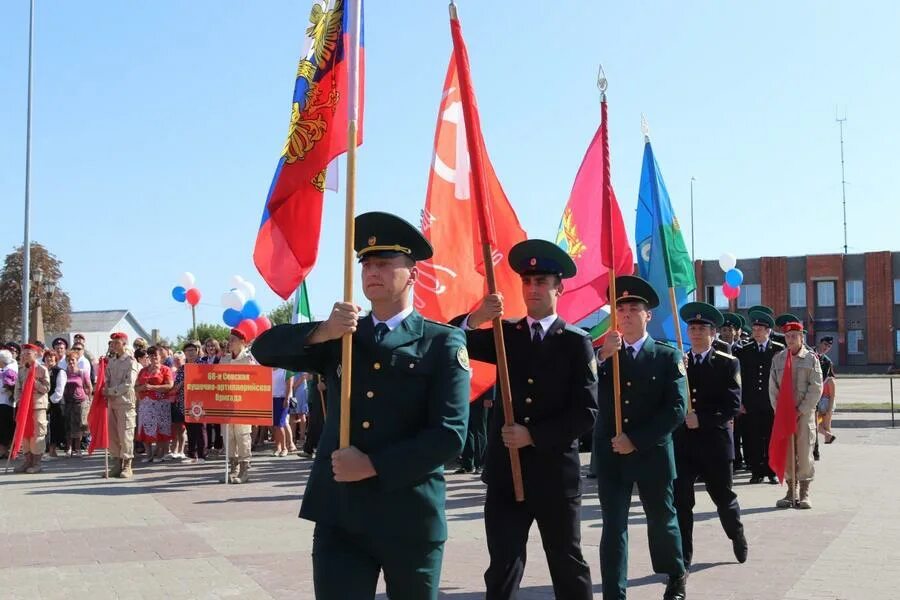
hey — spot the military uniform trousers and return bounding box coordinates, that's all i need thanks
[312,523,444,600]
[460,397,488,472]
[733,413,746,466]
[108,399,136,459]
[23,408,48,455]
[788,412,816,482]
[743,408,775,477]
[226,424,252,461]
[598,467,685,600]
[673,456,743,567]
[484,487,592,600]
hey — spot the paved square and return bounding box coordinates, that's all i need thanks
[2,410,898,599]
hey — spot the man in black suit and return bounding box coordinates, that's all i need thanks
[674,302,747,570]
[735,309,784,484]
[456,239,597,600]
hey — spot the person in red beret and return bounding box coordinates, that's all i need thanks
[769,321,823,509]
[13,344,51,473]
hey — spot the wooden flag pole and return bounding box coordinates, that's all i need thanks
[599,70,623,436]
[450,1,524,502]
[339,0,363,450]
[668,287,692,413]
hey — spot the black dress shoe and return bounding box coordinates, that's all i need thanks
[453,467,474,474]
[749,475,763,484]
[767,475,778,485]
[733,532,748,563]
[663,573,687,600]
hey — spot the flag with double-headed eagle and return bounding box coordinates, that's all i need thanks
[556,122,633,325]
[414,23,527,401]
[254,0,364,299]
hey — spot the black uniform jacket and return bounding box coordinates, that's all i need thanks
[252,311,471,542]
[674,350,742,462]
[734,340,784,412]
[452,315,598,504]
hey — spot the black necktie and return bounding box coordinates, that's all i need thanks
[626,346,636,360]
[374,322,389,344]
[758,344,764,353]
[531,322,543,345]
[694,353,702,365]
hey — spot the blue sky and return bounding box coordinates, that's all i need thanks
[1,1,898,339]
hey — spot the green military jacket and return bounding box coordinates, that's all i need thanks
[251,310,471,542]
[593,336,688,481]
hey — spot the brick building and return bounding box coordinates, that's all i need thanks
[695,251,900,372]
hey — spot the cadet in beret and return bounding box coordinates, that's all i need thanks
[104,332,140,478]
[595,275,688,600]
[455,239,597,600]
[674,303,747,570]
[770,321,823,509]
[252,212,470,600]
[734,310,783,484]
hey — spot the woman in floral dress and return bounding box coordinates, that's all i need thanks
[135,346,174,463]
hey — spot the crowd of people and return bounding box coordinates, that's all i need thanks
[0,332,326,481]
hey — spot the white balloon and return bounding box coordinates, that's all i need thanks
[222,290,246,311]
[718,253,737,272]
[178,272,196,288]
[237,280,256,299]
[229,275,245,288]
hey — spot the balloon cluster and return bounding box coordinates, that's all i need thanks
[718,253,743,300]
[221,275,271,341]
[172,272,202,306]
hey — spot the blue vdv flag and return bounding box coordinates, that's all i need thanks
[635,138,696,349]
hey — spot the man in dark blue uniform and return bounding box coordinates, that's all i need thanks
[735,309,784,484]
[595,275,688,600]
[252,212,471,600]
[455,239,597,600]
[674,302,747,570]
[718,312,747,471]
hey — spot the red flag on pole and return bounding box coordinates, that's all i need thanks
[414,30,527,401]
[769,351,797,482]
[9,366,36,459]
[87,358,108,455]
[555,108,634,323]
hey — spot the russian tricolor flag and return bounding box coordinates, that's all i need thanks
[254,0,365,299]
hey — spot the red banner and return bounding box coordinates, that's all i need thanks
[184,364,273,426]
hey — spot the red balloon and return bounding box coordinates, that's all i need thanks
[254,315,272,333]
[722,283,741,299]
[237,318,258,341]
[185,288,202,306]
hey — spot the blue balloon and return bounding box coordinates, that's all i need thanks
[172,286,187,302]
[241,300,261,320]
[725,268,744,288]
[223,308,242,327]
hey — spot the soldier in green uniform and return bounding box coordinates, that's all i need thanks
[252,212,471,600]
[595,275,688,600]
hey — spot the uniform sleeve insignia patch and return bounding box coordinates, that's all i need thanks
[589,356,598,378]
[677,360,686,376]
[457,346,471,371]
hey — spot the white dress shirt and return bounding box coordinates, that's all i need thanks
[371,305,414,332]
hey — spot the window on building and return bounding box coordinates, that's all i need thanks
[737,284,762,309]
[816,281,836,307]
[789,282,806,307]
[705,285,728,309]
[896,330,900,354]
[847,330,863,355]
[894,279,900,304]
[846,280,864,306]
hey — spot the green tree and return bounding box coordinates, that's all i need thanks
[268,301,294,326]
[174,322,231,348]
[0,243,72,340]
